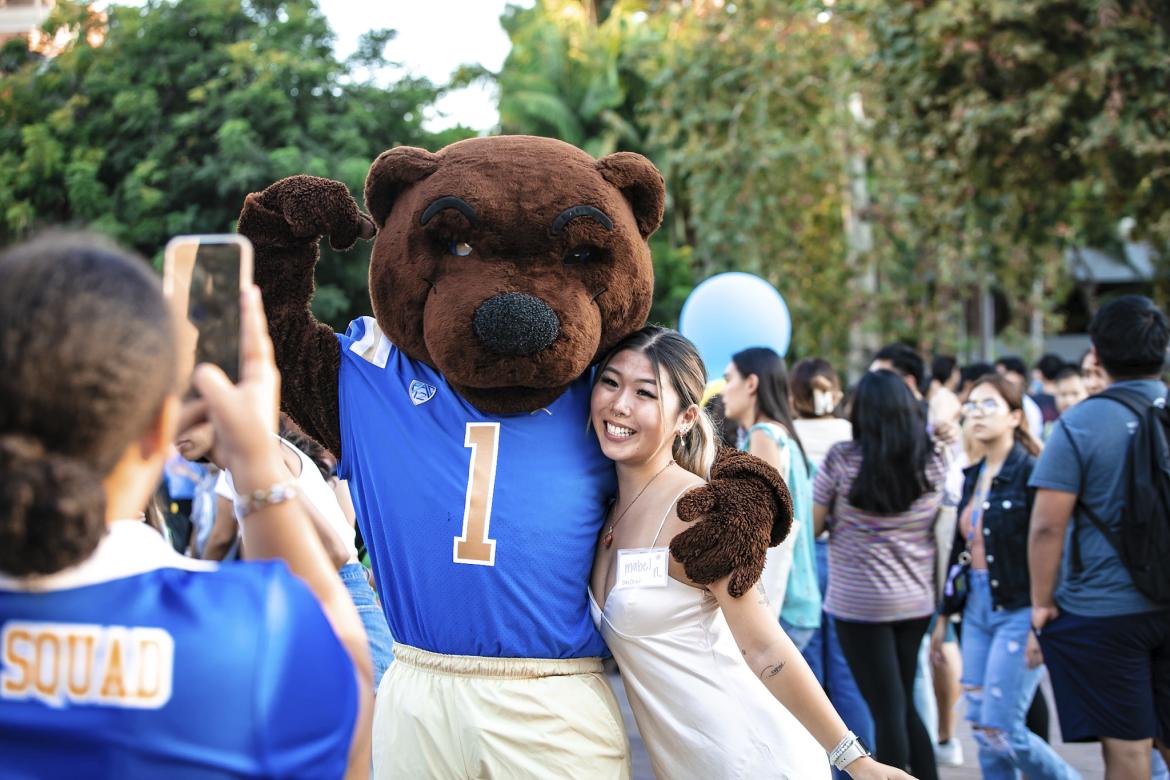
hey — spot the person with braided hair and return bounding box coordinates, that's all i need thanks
[0,232,371,778]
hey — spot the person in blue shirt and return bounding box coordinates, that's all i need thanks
[0,233,371,778]
[1028,295,1170,778]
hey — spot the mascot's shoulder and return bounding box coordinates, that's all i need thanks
[341,315,394,368]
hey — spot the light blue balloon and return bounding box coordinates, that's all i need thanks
[678,272,792,381]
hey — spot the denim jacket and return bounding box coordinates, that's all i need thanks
[948,442,1037,612]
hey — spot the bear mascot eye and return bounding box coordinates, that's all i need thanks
[449,241,474,257]
[563,246,598,265]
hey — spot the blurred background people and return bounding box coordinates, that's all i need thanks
[1079,348,1107,396]
[1029,296,1170,778]
[939,374,1077,779]
[814,369,945,780]
[1053,365,1089,415]
[791,358,852,466]
[722,347,821,650]
[791,357,874,777]
[176,412,394,689]
[994,356,1047,436]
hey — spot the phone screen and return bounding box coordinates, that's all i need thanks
[164,235,252,389]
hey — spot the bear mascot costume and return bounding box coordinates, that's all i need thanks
[237,135,791,778]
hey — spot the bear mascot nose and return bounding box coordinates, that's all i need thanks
[473,292,561,356]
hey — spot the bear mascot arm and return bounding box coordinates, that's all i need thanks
[236,175,376,455]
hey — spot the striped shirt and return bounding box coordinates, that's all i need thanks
[814,442,945,623]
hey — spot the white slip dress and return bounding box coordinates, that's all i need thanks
[590,493,831,780]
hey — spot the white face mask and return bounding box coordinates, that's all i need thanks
[813,389,835,416]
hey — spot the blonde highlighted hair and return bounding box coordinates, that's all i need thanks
[594,326,717,479]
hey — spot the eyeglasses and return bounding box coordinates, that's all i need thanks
[961,398,1005,417]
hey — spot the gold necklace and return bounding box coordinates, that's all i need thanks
[602,460,674,549]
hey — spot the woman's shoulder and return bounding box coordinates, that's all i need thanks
[747,421,790,444]
[1008,442,1039,478]
[655,471,706,533]
[667,470,707,504]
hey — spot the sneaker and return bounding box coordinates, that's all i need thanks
[935,738,964,767]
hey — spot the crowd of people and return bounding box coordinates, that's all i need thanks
[0,229,1168,780]
[704,301,1169,780]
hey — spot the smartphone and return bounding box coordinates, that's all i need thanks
[163,234,253,388]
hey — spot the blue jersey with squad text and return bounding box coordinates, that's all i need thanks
[0,522,357,780]
[336,317,615,658]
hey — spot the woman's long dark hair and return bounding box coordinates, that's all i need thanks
[848,370,934,513]
[732,347,809,467]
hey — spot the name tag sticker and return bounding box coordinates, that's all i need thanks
[615,547,669,590]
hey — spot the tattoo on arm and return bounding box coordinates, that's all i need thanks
[759,661,786,680]
[755,581,769,606]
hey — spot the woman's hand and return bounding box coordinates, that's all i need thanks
[1031,604,1059,633]
[190,285,283,493]
[1026,630,1045,670]
[929,615,947,667]
[845,756,917,779]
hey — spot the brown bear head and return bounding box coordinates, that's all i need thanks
[362,135,665,414]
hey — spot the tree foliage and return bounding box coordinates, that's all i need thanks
[860,0,1170,334]
[490,0,1170,367]
[0,0,472,327]
[7,0,1167,363]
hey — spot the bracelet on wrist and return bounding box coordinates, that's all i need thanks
[829,730,871,770]
[234,481,298,519]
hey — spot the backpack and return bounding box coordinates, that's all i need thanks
[1067,386,1170,605]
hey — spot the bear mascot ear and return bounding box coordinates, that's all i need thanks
[364,146,442,227]
[595,152,666,240]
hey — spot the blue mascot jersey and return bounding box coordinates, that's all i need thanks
[0,522,357,779]
[337,317,615,658]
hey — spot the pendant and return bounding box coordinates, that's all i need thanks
[603,530,614,549]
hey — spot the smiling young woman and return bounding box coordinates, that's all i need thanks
[586,326,913,780]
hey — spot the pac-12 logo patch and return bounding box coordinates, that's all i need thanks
[409,380,437,406]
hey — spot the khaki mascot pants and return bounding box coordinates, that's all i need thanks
[373,643,631,779]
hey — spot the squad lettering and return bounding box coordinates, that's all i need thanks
[1,622,173,710]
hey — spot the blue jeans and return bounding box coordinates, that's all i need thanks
[961,571,1079,780]
[805,540,874,779]
[780,617,817,652]
[340,562,394,689]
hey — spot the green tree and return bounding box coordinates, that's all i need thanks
[487,0,656,159]
[637,2,861,361]
[861,0,1170,334]
[0,0,473,328]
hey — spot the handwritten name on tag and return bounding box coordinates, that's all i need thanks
[615,547,669,590]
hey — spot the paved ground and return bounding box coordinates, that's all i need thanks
[606,670,1105,779]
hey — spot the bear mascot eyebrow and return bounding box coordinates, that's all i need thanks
[238,135,791,777]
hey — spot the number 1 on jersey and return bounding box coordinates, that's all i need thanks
[454,422,500,566]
